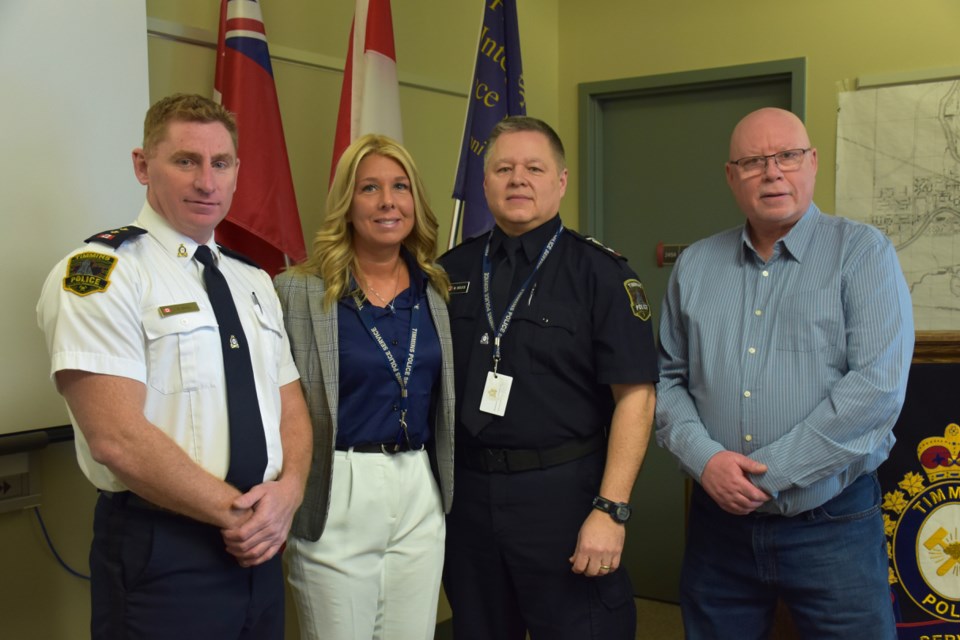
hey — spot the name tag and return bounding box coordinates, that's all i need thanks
[449,281,471,295]
[158,302,200,317]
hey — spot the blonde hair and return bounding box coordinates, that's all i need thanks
[295,134,450,308]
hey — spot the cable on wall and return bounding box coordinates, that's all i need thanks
[33,507,90,581]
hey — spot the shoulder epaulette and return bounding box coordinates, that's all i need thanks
[567,229,626,261]
[440,230,488,259]
[84,226,147,249]
[217,244,262,270]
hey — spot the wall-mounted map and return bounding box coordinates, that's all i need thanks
[837,79,960,330]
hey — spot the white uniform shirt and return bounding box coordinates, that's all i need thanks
[37,203,299,490]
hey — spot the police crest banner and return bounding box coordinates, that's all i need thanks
[879,363,960,638]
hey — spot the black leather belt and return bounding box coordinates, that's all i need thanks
[335,442,426,455]
[460,433,606,474]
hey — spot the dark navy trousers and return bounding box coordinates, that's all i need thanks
[90,493,284,640]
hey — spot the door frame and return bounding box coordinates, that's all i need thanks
[578,58,807,237]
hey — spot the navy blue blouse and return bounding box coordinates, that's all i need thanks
[336,255,441,448]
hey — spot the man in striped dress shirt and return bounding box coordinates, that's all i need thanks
[655,107,913,639]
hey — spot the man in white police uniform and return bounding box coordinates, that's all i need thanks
[37,93,312,639]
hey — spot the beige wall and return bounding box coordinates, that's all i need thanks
[557,0,960,225]
[0,443,97,639]
[6,1,958,637]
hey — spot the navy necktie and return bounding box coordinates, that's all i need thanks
[195,245,267,492]
[460,237,523,437]
[491,236,521,319]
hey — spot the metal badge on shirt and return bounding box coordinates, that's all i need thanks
[623,279,651,321]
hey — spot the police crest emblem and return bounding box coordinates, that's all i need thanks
[623,279,651,321]
[62,252,117,296]
[887,423,960,628]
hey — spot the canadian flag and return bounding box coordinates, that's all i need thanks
[214,0,306,276]
[330,0,403,180]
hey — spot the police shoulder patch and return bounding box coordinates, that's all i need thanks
[623,279,651,321]
[84,226,147,249]
[63,251,118,296]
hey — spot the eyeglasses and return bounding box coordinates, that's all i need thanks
[728,148,811,176]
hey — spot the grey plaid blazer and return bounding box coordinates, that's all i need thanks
[274,270,455,541]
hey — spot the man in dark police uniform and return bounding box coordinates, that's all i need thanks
[439,116,658,639]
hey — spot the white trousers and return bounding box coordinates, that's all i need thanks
[287,448,446,640]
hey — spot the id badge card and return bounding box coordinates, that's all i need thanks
[479,371,513,416]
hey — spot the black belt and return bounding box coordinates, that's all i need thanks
[460,433,606,474]
[99,490,171,514]
[335,442,426,455]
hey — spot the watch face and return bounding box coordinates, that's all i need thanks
[614,505,631,522]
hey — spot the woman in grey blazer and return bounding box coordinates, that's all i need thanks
[275,134,454,640]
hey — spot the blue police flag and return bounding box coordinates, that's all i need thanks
[450,0,525,244]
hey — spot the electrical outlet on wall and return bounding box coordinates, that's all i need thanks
[0,453,41,513]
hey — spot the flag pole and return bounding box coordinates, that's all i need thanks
[446,1,483,252]
[448,0,524,247]
[448,199,465,250]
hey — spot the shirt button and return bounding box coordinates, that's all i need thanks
[754,309,762,317]
[743,390,751,398]
[391,339,399,346]
[761,270,769,277]
[748,347,757,355]
[392,404,398,411]
[542,317,550,324]
[745,434,753,442]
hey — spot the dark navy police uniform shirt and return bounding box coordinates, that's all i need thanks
[439,215,659,450]
[336,253,441,449]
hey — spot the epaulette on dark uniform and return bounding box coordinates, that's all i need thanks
[84,226,147,249]
[440,231,488,260]
[567,229,627,262]
[218,244,262,270]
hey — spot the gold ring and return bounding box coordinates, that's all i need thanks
[599,565,611,570]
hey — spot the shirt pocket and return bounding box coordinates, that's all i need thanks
[448,298,482,365]
[250,307,285,384]
[775,290,844,352]
[141,306,220,394]
[520,301,579,374]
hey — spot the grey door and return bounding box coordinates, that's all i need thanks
[579,59,804,602]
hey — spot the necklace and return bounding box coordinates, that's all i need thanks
[360,260,401,313]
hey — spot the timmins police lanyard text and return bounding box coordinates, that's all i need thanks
[352,291,421,449]
[481,224,564,374]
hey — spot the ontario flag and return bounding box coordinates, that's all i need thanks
[331,0,403,180]
[451,0,525,241]
[214,0,306,276]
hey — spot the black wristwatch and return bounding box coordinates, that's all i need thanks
[592,495,631,524]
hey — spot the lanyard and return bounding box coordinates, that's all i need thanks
[481,224,563,374]
[352,290,421,448]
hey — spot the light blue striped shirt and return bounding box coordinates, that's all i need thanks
[655,205,914,516]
